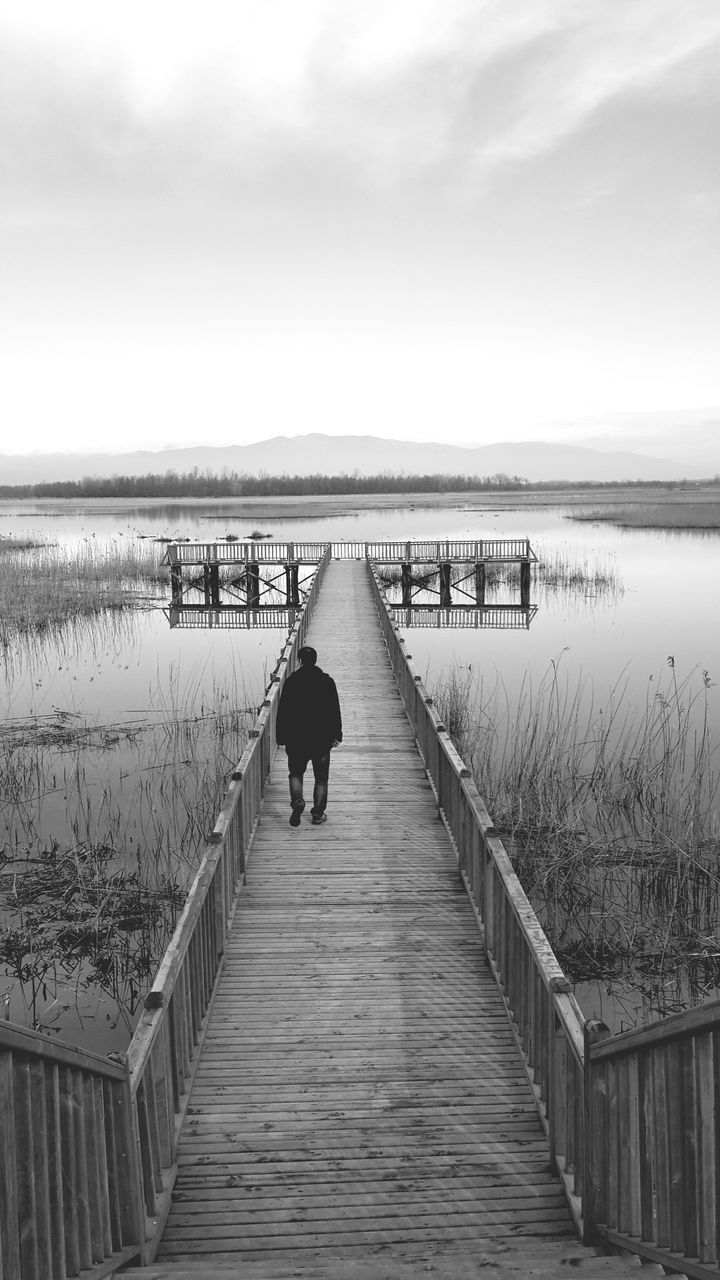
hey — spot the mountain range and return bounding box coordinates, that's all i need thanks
[0,430,717,486]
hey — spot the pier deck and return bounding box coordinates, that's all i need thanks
[153,561,573,1267]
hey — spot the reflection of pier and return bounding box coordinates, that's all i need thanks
[163,538,538,611]
[392,604,538,629]
[164,603,538,630]
[165,605,298,629]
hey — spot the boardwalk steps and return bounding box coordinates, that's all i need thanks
[119,563,685,1280]
[120,1242,678,1278]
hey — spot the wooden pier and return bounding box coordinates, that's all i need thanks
[1,552,717,1280]
[163,538,537,612]
[150,559,569,1269]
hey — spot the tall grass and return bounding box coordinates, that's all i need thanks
[378,544,623,601]
[569,502,720,530]
[0,537,166,648]
[0,662,258,1035]
[432,657,720,1025]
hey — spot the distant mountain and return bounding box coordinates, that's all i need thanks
[0,433,710,486]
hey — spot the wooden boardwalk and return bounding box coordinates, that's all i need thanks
[153,561,575,1267]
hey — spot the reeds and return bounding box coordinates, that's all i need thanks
[0,537,166,649]
[0,663,258,1034]
[377,545,622,601]
[432,656,720,1026]
[569,502,720,530]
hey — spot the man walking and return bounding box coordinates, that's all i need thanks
[276,645,342,827]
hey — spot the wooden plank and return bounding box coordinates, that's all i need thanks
[0,1052,22,1279]
[14,1056,39,1280]
[29,1059,53,1280]
[155,560,574,1267]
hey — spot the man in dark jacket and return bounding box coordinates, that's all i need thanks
[275,645,342,827]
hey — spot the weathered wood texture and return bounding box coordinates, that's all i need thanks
[163,538,536,567]
[587,999,720,1274]
[368,567,589,1232]
[156,560,574,1267]
[125,549,332,1262]
[0,1023,142,1280]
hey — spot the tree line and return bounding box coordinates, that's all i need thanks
[0,469,529,498]
[0,470,716,499]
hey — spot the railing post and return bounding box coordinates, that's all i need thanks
[583,1019,611,1244]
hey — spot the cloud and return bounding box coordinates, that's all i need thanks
[2,0,719,210]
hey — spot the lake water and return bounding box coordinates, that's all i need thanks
[2,495,719,1044]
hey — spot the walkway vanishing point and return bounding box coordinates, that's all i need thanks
[3,552,718,1280]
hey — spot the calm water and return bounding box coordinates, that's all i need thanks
[2,497,719,1042]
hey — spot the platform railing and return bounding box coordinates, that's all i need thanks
[162,538,536,566]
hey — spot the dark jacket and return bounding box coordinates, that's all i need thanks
[276,665,342,756]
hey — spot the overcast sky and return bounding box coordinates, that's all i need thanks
[1,1,719,456]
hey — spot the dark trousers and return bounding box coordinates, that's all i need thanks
[286,748,330,816]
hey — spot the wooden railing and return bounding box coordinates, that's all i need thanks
[367,561,720,1279]
[163,540,330,565]
[163,539,536,566]
[126,544,331,1261]
[0,1022,143,1280]
[0,547,331,1279]
[360,538,535,562]
[587,1001,720,1278]
[367,563,587,1219]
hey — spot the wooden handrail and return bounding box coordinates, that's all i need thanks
[586,999,720,1275]
[368,558,720,1278]
[163,538,538,566]
[366,560,588,1227]
[125,544,331,1262]
[0,1022,144,1280]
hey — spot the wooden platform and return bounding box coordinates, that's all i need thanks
[155,560,574,1266]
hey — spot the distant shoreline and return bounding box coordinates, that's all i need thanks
[1,482,719,526]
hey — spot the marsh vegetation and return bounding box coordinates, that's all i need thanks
[0,534,259,1039]
[2,495,719,1041]
[0,535,166,648]
[378,543,622,601]
[433,655,720,1026]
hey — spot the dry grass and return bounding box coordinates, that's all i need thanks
[0,537,166,648]
[377,546,623,601]
[433,656,720,1024]
[0,662,258,1034]
[569,501,720,530]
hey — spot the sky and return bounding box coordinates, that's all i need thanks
[1,0,719,457]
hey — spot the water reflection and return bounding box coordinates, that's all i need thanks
[390,605,538,629]
[2,498,720,1042]
[165,605,299,629]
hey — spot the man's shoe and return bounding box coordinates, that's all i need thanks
[289,809,303,827]
[311,813,327,825]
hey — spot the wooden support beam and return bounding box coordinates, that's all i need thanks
[285,564,299,608]
[246,562,260,608]
[209,564,220,607]
[439,561,452,608]
[401,563,412,606]
[520,560,531,608]
[475,562,486,606]
[170,565,182,606]
[202,565,212,607]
